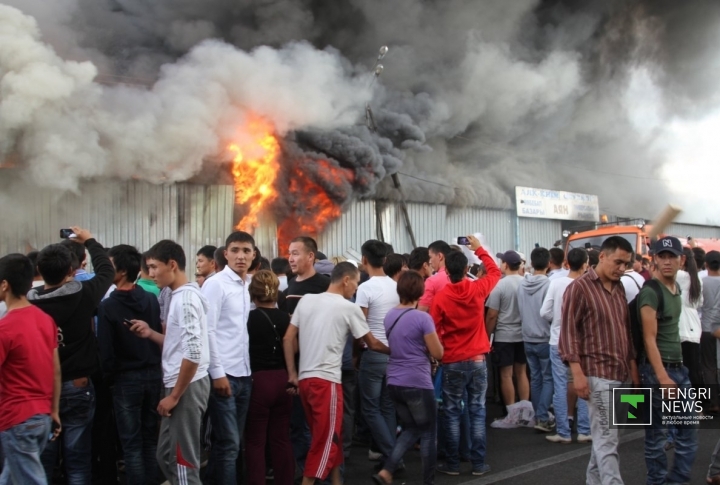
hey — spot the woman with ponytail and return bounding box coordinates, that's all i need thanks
[244,270,293,485]
[678,247,703,387]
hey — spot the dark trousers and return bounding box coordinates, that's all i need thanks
[681,341,703,388]
[113,367,163,485]
[701,332,720,409]
[244,369,293,485]
[341,369,357,459]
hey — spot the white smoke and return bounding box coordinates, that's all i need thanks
[0,5,373,191]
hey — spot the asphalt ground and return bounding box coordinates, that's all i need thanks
[341,401,720,485]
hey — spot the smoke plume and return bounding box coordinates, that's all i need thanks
[2,0,720,226]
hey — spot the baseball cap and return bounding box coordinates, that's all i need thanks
[517,251,526,262]
[706,250,720,265]
[495,250,522,265]
[653,236,683,257]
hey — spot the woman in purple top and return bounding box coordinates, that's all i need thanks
[373,271,443,485]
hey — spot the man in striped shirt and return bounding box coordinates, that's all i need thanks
[559,236,639,484]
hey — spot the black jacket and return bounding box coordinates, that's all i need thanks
[27,239,114,381]
[97,286,162,377]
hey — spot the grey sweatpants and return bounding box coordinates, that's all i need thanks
[586,376,623,485]
[709,437,720,479]
[157,376,210,485]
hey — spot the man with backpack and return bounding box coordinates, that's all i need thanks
[637,236,698,485]
[559,236,639,484]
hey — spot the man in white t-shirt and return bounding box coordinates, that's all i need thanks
[131,240,210,485]
[540,248,591,444]
[621,263,646,303]
[284,262,388,485]
[355,239,400,464]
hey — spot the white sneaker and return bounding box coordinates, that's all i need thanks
[368,450,382,461]
[577,434,592,443]
[491,415,519,429]
[545,434,571,444]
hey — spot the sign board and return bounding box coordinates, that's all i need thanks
[515,186,599,222]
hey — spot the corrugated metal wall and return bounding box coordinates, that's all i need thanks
[316,200,377,258]
[666,223,720,239]
[0,181,234,269]
[518,218,563,256]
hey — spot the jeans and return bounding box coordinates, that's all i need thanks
[358,350,397,460]
[441,360,488,471]
[709,437,720,479]
[524,342,553,422]
[207,375,252,485]
[341,369,357,459]
[550,345,590,437]
[41,379,95,485]
[0,414,51,485]
[385,386,436,485]
[113,367,163,485]
[639,363,698,485]
[586,377,623,485]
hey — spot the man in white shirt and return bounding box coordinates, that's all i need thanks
[201,231,256,484]
[548,248,569,280]
[621,254,646,302]
[283,262,389,485]
[131,240,210,485]
[355,240,400,464]
[540,248,591,444]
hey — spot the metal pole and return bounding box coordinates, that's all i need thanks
[391,173,417,249]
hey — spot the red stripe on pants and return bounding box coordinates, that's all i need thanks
[299,378,344,480]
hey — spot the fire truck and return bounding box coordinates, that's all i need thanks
[563,219,720,256]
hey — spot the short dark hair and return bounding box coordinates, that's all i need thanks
[37,243,73,286]
[225,231,255,248]
[291,236,318,258]
[396,270,425,304]
[408,247,429,271]
[383,253,404,279]
[635,253,643,263]
[140,252,150,274]
[214,246,227,270]
[588,250,600,267]
[549,247,564,268]
[506,260,522,271]
[249,246,262,272]
[259,257,271,271]
[146,240,186,271]
[566,248,588,271]
[330,261,359,283]
[530,247,550,271]
[692,247,706,271]
[271,257,290,275]
[600,236,633,255]
[0,254,34,298]
[60,239,87,265]
[428,240,452,257]
[361,239,388,268]
[26,250,41,278]
[197,245,217,260]
[445,251,468,283]
[707,251,720,272]
[108,244,142,282]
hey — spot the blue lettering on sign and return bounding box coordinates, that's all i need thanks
[522,207,545,215]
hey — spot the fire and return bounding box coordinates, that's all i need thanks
[277,158,354,251]
[230,118,281,232]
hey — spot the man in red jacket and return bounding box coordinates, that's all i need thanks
[430,235,501,477]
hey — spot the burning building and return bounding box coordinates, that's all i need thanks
[2,2,720,260]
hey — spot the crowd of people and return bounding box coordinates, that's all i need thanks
[0,226,720,484]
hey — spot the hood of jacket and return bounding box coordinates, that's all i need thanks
[173,282,209,313]
[521,274,550,295]
[314,260,335,277]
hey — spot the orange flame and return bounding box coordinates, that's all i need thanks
[230,118,281,232]
[277,159,354,251]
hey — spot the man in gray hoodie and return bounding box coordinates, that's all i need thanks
[517,247,553,432]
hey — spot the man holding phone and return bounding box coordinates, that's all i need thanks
[97,245,163,484]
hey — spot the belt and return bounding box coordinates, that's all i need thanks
[68,377,90,388]
[662,362,683,369]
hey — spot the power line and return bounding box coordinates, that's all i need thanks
[396,172,458,189]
